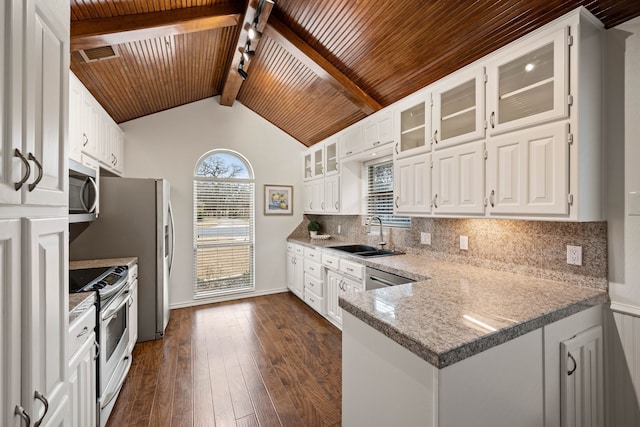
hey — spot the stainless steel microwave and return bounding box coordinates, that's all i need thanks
[69,159,98,223]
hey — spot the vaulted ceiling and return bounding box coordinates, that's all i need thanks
[70,0,640,147]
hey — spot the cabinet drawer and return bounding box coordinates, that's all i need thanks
[304,259,322,280]
[304,289,325,315]
[69,305,96,357]
[322,253,340,269]
[304,246,322,261]
[294,245,305,256]
[305,274,323,297]
[339,259,364,281]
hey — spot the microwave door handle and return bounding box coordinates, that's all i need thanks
[79,178,90,212]
[168,201,175,276]
[86,177,98,213]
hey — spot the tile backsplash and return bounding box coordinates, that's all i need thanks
[290,215,608,290]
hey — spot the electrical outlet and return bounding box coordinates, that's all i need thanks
[567,245,582,266]
[337,225,341,234]
[460,235,469,251]
[420,232,431,245]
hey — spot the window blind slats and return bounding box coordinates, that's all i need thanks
[366,159,410,228]
[193,159,255,297]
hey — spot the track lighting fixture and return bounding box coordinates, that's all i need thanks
[238,59,248,80]
[237,0,267,82]
[248,20,261,40]
[242,42,255,62]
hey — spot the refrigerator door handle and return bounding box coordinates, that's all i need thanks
[168,200,175,276]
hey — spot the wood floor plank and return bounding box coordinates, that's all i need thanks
[105,292,342,427]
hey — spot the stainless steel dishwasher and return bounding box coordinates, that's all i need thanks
[365,266,414,290]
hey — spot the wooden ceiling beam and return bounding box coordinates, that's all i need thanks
[263,15,382,115]
[220,0,274,106]
[70,4,243,51]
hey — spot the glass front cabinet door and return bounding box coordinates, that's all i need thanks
[394,92,431,158]
[486,26,569,135]
[432,67,486,149]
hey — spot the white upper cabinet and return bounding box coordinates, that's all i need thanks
[324,138,339,176]
[0,0,68,207]
[362,110,394,152]
[394,153,432,215]
[339,125,363,159]
[69,72,125,176]
[432,141,485,215]
[303,144,324,180]
[486,122,568,216]
[486,26,569,135]
[432,67,486,149]
[394,92,432,158]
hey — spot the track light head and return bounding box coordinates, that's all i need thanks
[242,43,255,62]
[248,20,261,40]
[238,59,248,80]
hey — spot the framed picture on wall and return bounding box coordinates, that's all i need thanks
[264,185,293,215]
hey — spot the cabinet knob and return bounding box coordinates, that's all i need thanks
[489,112,495,129]
[82,133,89,146]
[433,130,438,144]
[395,196,399,209]
[489,190,495,208]
[433,193,438,209]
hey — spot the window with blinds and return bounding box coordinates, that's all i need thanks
[365,158,411,227]
[193,150,255,298]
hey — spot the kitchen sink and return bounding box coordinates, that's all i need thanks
[328,245,404,258]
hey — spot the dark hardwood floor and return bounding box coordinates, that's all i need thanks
[106,292,342,427]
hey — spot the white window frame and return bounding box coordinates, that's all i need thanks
[193,149,255,298]
[363,156,411,228]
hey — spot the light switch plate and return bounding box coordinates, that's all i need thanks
[460,235,468,251]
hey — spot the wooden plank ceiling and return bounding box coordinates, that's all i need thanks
[70,0,640,147]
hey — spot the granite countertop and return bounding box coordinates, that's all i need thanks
[68,257,138,321]
[70,256,138,270]
[288,237,609,368]
[69,292,96,324]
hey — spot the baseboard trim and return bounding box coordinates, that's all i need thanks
[170,287,290,309]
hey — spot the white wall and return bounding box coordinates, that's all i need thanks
[119,97,304,307]
[604,16,640,427]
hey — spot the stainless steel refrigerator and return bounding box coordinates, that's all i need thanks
[70,177,175,341]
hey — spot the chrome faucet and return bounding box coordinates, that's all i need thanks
[368,216,386,248]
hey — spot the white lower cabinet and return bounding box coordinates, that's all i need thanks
[286,243,304,298]
[68,306,97,427]
[325,257,364,328]
[343,304,603,427]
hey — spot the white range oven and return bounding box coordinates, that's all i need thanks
[69,265,131,426]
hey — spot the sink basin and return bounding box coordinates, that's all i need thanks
[328,245,404,258]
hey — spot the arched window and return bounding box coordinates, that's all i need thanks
[193,150,255,297]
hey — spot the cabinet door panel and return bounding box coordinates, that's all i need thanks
[0,1,22,205]
[325,176,340,213]
[433,67,486,148]
[23,216,68,425]
[69,332,96,427]
[433,142,484,215]
[23,6,67,206]
[487,26,569,135]
[487,123,567,216]
[394,153,431,214]
[0,220,21,427]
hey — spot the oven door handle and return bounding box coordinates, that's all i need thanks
[100,354,132,410]
[102,292,130,322]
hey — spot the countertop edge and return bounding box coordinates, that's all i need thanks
[340,292,609,368]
